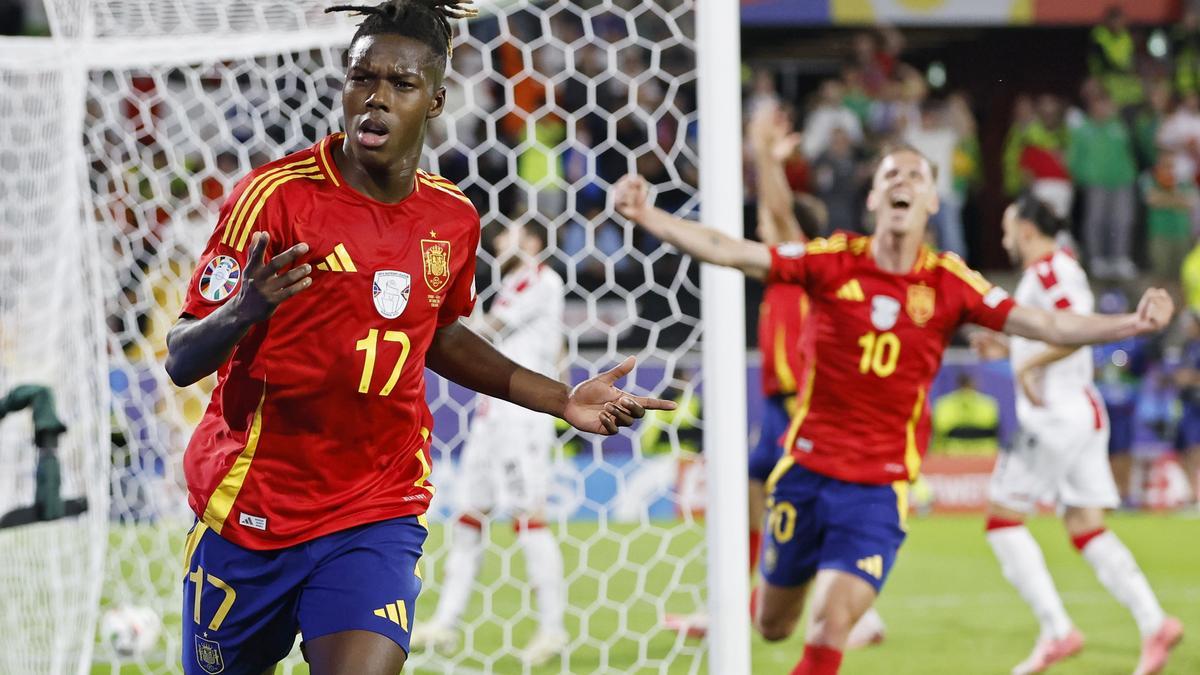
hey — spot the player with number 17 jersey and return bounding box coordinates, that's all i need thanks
[181,132,481,550]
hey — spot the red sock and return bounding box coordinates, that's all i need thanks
[791,645,843,675]
[749,528,763,571]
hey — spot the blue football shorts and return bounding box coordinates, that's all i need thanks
[760,459,907,593]
[181,516,426,675]
[749,394,793,483]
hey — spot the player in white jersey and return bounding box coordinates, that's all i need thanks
[413,221,569,665]
[973,194,1182,675]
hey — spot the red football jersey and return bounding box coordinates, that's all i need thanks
[758,283,809,398]
[179,134,481,549]
[768,232,1015,485]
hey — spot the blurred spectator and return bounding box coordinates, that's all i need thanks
[801,80,863,160]
[1003,95,1037,196]
[1157,92,1200,183]
[948,93,983,210]
[1088,5,1144,110]
[867,77,909,139]
[841,64,873,128]
[931,373,999,455]
[905,99,965,256]
[1020,95,1074,218]
[851,31,893,97]
[1134,81,1174,169]
[1068,92,1138,279]
[1140,148,1197,283]
[1171,10,1200,97]
[1182,236,1200,312]
[811,127,865,232]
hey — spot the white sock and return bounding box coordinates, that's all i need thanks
[987,525,1074,640]
[518,525,565,634]
[1079,530,1165,638]
[432,519,484,628]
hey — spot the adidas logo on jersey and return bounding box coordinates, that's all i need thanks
[373,600,410,631]
[856,554,883,580]
[836,279,865,302]
[315,243,357,272]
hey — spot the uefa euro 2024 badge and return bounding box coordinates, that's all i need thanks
[198,255,241,303]
[373,270,412,319]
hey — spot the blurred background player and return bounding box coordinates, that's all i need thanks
[973,193,1183,675]
[413,220,569,665]
[615,145,1175,675]
[1171,310,1200,507]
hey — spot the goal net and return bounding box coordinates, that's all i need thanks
[1,0,724,672]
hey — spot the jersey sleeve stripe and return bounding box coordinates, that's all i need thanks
[417,177,473,205]
[317,135,342,187]
[938,256,992,296]
[201,385,267,534]
[232,169,324,251]
[220,158,317,246]
[904,386,926,480]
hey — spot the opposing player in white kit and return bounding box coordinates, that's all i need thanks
[973,194,1183,675]
[413,221,569,665]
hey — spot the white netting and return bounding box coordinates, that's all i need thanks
[4,1,709,672]
[0,53,110,675]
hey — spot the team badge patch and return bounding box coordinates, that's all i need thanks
[194,636,225,674]
[906,284,935,326]
[372,271,411,319]
[198,255,241,302]
[870,295,901,331]
[421,239,451,293]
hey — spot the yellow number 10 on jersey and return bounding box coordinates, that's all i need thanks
[858,330,901,378]
[356,328,412,396]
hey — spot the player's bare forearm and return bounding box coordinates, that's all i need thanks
[1016,344,1077,373]
[165,306,256,387]
[636,206,771,279]
[1003,289,1174,346]
[754,152,802,246]
[427,321,569,417]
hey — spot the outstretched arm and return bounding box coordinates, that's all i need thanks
[749,103,805,246]
[426,321,675,435]
[1002,288,1175,346]
[613,174,772,279]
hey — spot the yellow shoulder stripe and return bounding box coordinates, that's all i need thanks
[418,177,473,205]
[221,158,317,248]
[805,233,848,256]
[938,254,992,296]
[224,165,325,252]
[317,136,341,187]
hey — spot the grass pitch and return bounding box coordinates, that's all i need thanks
[94,512,1198,674]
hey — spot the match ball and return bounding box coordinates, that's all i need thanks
[99,605,161,657]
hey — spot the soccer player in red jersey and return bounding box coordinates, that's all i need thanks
[614,145,1174,675]
[165,2,672,673]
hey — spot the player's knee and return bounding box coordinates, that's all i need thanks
[754,613,796,642]
[806,610,856,647]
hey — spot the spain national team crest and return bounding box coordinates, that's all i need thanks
[194,636,225,674]
[198,255,241,302]
[906,284,935,326]
[870,295,901,331]
[372,270,411,319]
[421,239,451,293]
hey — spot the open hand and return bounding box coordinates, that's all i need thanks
[234,231,312,324]
[564,356,677,435]
[613,174,652,222]
[1134,288,1174,334]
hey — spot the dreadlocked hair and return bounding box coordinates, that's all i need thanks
[326,0,478,59]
